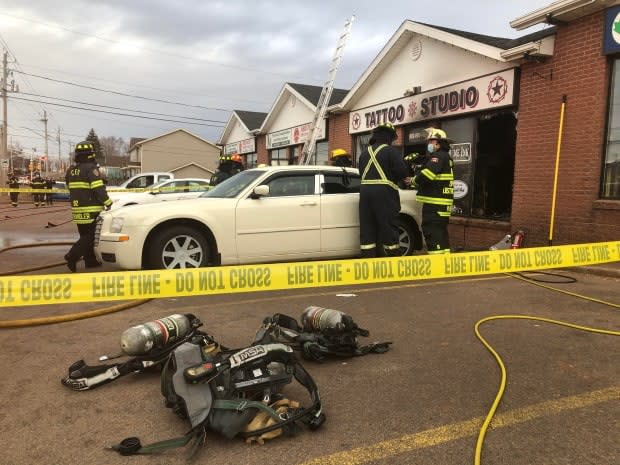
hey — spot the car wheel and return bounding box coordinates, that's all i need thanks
[397,218,418,256]
[146,226,209,269]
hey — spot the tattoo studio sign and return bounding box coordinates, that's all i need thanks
[349,68,516,134]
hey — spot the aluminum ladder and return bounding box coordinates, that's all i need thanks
[299,16,354,165]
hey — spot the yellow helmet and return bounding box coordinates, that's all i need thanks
[330,148,350,159]
[425,128,448,141]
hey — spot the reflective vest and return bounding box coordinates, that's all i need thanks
[360,144,400,190]
[65,162,112,224]
[413,149,454,217]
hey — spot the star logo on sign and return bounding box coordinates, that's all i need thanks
[352,113,361,130]
[408,100,417,118]
[487,76,508,103]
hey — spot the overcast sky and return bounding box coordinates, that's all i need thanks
[0,0,554,162]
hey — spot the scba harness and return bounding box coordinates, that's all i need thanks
[113,340,324,456]
[255,306,392,361]
[62,314,324,457]
[61,307,390,457]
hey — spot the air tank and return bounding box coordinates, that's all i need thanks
[301,306,350,332]
[120,314,192,356]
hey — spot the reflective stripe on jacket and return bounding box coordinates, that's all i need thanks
[360,144,408,190]
[413,149,454,214]
[65,162,112,224]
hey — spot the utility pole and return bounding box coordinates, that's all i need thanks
[1,51,8,186]
[41,110,48,175]
[57,127,61,174]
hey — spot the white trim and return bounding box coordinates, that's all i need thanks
[500,35,555,60]
[218,111,252,145]
[510,0,600,30]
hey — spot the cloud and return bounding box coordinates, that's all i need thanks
[0,0,552,156]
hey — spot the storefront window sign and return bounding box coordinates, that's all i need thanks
[450,143,472,163]
[224,138,256,155]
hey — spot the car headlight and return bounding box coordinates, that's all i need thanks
[110,217,125,233]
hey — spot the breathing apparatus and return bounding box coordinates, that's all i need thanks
[255,306,392,361]
[61,313,325,457]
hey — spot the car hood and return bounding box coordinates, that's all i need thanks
[102,196,235,224]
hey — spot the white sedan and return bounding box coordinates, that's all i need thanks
[108,178,211,210]
[95,165,423,270]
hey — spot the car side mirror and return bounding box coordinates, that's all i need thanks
[251,184,269,198]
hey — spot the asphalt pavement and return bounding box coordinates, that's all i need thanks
[1,199,619,465]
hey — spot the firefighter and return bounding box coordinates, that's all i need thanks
[64,141,113,272]
[7,172,19,207]
[330,148,353,167]
[45,177,54,206]
[31,172,45,207]
[411,128,454,254]
[358,123,409,258]
[210,153,242,186]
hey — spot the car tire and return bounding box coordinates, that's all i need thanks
[146,226,209,269]
[397,218,419,256]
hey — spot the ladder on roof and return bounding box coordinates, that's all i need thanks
[299,15,355,165]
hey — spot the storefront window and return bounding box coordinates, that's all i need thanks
[603,58,620,199]
[406,112,516,219]
[244,153,257,168]
[270,147,290,165]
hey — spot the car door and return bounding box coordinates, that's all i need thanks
[319,170,361,255]
[235,172,321,261]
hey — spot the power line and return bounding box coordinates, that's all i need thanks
[14,69,233,112]
[17,62,273,106]
[8,96,225,127]
[17,91,227,123]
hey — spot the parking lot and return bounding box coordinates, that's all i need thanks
[1,200,619,465]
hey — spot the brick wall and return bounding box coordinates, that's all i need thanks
[328,113,354,155]
[513,10,620,246]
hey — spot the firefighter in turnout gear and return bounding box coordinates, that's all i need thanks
[7,172,19,207]
[411,128,454,254]
[64,141,112,272]
[358,123,409,258]
[31,172,45,207]
[210,153,244,186]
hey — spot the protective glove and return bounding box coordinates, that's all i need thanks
[243,398,300,445]
[104,204,111,211]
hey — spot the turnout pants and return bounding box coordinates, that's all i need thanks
[421,204,450,254]
[66,221,99,265]
[359,185,401,258]
[9,192,18,207]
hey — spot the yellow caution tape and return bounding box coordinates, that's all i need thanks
[0,241,618,308]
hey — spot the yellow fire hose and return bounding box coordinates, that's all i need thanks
[474,272,619,465]
[548,95,567,246]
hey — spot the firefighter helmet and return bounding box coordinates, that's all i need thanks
[230,153,243,165]
[425,128,449,142]
[330,148,350,159]
[75,141,96,161]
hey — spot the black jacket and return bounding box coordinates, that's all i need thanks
[65,161,112,224]
[413,149,454,209]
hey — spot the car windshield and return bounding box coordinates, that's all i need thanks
[200,170,264,198]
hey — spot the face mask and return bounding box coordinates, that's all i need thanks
[427,143,436,154]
